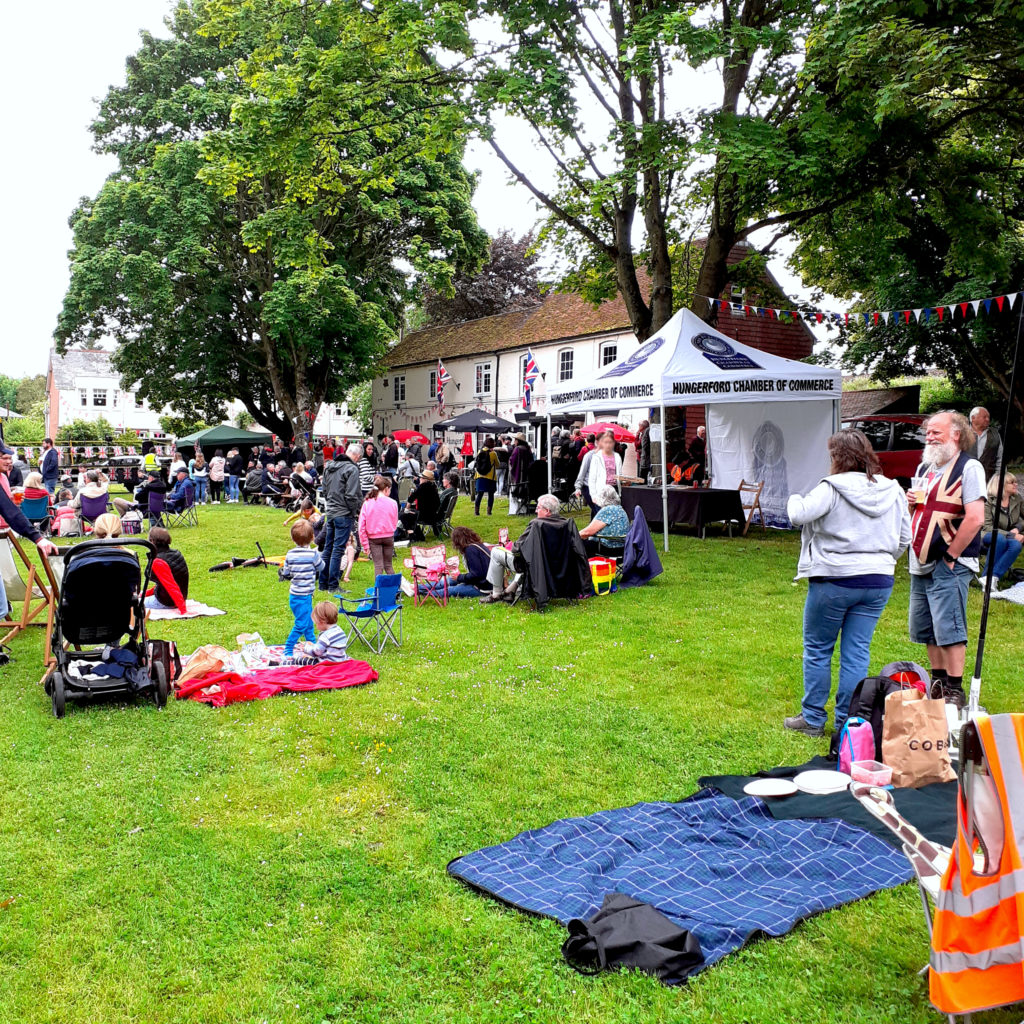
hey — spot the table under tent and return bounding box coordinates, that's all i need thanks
[545,308,843,549]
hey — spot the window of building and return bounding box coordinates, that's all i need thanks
[474,361,493,396]
[558,348,574,382]
[111,390,119,407]
[599,341,618,367]
[93,389,107,407]
[429,369,437,398]
[519,354,529,394]
[393,375,406,403]
[333,405,344,416]
[79,388,88,407]
[135,393,144,408]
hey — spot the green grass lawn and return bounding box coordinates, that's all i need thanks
[1,495,1021,1024]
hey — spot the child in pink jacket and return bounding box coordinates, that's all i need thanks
[358,475,399,576]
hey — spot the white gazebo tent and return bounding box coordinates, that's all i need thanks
[546,308,842,549]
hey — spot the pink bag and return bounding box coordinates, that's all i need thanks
[838,717,875,775]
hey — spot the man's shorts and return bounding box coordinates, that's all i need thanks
[908,561,970,647]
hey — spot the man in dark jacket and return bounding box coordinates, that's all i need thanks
[318,442,363,592]
[479,494,590,608]
[969,406,1002,480]
[40,438,59,495]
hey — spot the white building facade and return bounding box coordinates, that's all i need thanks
[45,348,168,437]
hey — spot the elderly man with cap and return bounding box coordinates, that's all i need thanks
[399,468,440,539]
[0,441,60,622]
[114,468,167,516]
[319,442,363,592]
[969,406,1002,481]
[166,467,195,512]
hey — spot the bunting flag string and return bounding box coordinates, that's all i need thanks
[695,289,1022,326]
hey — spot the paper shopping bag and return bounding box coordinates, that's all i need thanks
[881,688,955,788]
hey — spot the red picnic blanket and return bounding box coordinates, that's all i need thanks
[176,659,378,707]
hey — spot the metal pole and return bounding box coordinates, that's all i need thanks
[969,292,1023,717]
[546,414,552,491]
[660,400,669,552]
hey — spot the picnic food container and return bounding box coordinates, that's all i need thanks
[850,760,893,787]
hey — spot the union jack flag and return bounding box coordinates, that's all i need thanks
[436,359,452,412]
[911,457,969,562]
[522,349,540,410]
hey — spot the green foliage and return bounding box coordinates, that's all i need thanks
[344,381,373,434]
[1,500,1021,1022]
[0,375,18,412]
[15,375,47,417]
[843,375,963,415]
[1,416,45,445]
[55,418,118,443]
[57,0,486,444]
[234,410,254,430]
[159,415,209,438]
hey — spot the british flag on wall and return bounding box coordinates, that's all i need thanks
[522,349,540,410]
[437,359,452,411]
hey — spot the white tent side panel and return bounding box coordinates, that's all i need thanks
[706,401,833,528]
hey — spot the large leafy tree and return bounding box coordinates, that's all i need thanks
[451,0,1024,341]
[792,2,1024,425]
[421,230,543,326]
[57,0,487,441]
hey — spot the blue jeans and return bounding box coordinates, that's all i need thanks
[44,479,56,496]
[286,592,316,655]
[801,580,893,730]
[983,531,1022,579]
[193,478,207,502]
[318,515,353,591]
[227,475,240,500]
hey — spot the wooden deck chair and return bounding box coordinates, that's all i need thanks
[738,479,765,536]
[0,529,61,682]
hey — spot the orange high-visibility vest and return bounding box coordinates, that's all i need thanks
[930,714,1024,1015]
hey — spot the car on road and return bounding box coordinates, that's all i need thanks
[841,413,926,485]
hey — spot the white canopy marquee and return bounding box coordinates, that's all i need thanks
[547,308,842,546]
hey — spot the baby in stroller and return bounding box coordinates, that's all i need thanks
[45,538,169,718]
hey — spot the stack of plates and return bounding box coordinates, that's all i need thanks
[792,769,851,795]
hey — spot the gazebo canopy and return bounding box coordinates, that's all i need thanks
[547,308,840,415]
[176,424,273,448]
[432,408,519,433]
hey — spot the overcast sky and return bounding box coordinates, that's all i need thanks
[1,1,822,380]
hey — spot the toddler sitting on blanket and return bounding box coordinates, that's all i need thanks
[309,602,348,662]
[287,603,349,665]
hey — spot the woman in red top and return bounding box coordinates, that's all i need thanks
[22,471,51,502]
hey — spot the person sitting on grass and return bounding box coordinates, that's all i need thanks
[451,526,492,594]
[579,485,629,557]
[982,472,1023,587]
[145,526,189,613]
[479,494,562,604]
[278,520,324,658]
[309,601,349,662]
[244,463,264,502]
[52,489,78,536]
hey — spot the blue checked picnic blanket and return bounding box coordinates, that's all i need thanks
[448,789,912,976]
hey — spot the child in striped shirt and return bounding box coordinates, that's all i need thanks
[279,520,324,657]
[309,602,349,662]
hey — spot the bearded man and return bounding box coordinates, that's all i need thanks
[907,410,986,708]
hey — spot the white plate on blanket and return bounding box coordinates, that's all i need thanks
[743,778,798,798]
[794,769,851,795]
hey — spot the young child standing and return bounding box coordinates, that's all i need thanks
[279,520,324,657]
[309,602,349,662]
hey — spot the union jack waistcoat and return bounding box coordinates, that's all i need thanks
[911,451,982,563]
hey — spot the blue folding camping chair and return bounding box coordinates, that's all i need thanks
[338,573,403,654]
[19,496,52,535]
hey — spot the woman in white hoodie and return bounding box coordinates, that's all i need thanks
[783,429,911,739]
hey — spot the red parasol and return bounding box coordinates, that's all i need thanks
[582,421,636,443]
[460,432,475,455]
[392,429,429,444]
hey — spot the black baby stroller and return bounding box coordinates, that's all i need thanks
[44,539,168,718]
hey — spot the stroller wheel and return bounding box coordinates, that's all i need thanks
[152,661,169,709]
[51,672,66,719]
